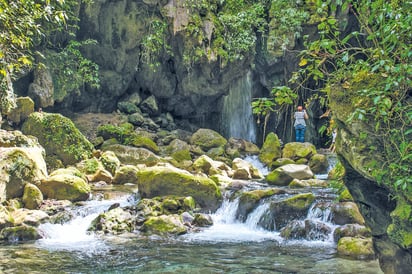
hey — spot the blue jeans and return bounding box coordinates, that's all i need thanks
[295,124,306,142]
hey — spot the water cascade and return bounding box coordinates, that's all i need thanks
[221,70,257,143]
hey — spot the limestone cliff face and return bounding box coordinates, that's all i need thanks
[74,0,252,127]
[329,85,412,273]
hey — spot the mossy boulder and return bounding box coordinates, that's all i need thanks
[136,165,222,211]
[113,165,139,185]
[263,193,316,230]
[192,154,232,177]
[271,158,295,169]
[100,151,121,175]
[166,139,192,162]
[140,214,187,236]
[102,144,160,166]
[22,183,43,210]
[259,132,282,165]
[21,112,93,165]
[7,97,35,125]
[0,146,47,202]
[190,128,227,151]
[89,207,134,234]
[236,188,285,221]
[225,137,260,159]
[192,213,213,227]
[282,142,317,161]
[0,225,42,242]
[337,237,375,259]
[308,153,329,174]
[39,168,91,202]
[331,202,365,225]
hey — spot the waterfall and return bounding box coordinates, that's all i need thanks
[36,195,134,251]
[221,71,257,143]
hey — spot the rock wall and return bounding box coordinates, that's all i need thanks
[330,85,412,273]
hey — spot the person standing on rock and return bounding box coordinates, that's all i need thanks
[294,105,308,142]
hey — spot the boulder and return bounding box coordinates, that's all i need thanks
[7,97,35,125]
[0,146,47,202]
[190,128,227,151]
[331,202,365,225]
[236,188,285,221]
[100,151,121,175]
[113,165,139,185]
[282,142,317,160]
[337,237,375,259]
[259,132,282,165]
[0,225,42,242]
[21,112,94,165]
[27,66,54,108]
[232,157,263,180]
[192,154,232,177]
[136,165,222,211]
[140,214,187,236]
[22,183,43,210]
[333,224,372,242]
[39,168,91,202]
[89,207,134,234]
[309,153,329,174]
[266,164,314,186]
[261,193,315,230]
[101,144,160,166]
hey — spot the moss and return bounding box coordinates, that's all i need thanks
[337,237,375,259]
[141,215,187,236]
[136,166,222,211]
[125,135,159,153]
[387,198,412,248]
[338,187,353,202]
[21,112,93,165]
[259,132,282,165]
[283,193,315,210]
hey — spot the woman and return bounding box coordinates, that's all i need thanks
[294,106,308,142]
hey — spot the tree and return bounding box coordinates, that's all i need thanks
[0,0,98,114]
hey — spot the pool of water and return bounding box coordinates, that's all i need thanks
[0,237,382,274]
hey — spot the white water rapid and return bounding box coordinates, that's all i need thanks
[36,195,134,251]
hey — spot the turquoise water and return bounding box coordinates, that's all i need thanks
[0,238,382,273]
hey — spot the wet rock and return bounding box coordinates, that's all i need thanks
[193,213,213,227]
[0,225,42,242]
[331,202,365,225]
[259,132,282,165]
[337,237,375,259]
[308,153,329,174]
[89,207,134,235]
[140,214,187,236]
[333,224,371,242]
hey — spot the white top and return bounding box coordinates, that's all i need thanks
[294,111,306,127]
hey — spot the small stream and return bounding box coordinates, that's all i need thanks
[0,155,383,273]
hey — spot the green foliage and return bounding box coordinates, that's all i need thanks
[296,1,412,196]
[47,40,100,102]
[140,19,172,71]
[0,0,99,111]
